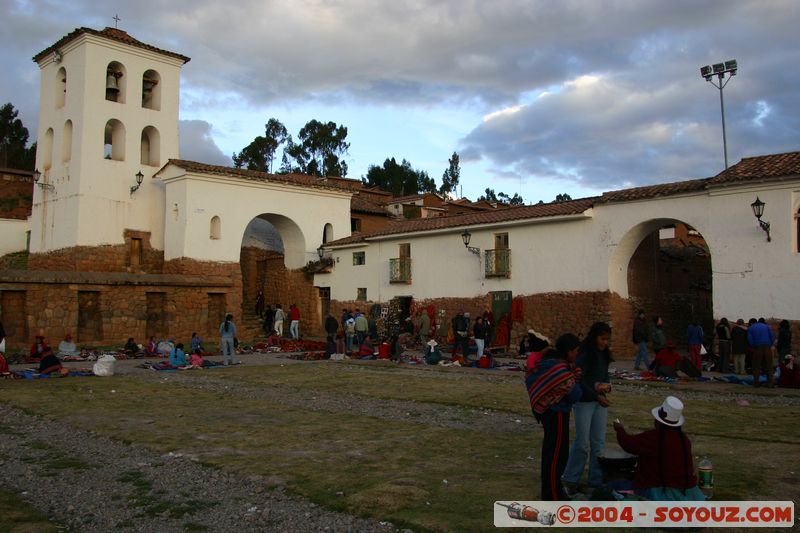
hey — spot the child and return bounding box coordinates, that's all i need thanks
[378,337,391,359]
[169,343,187,367]
[190,332,204,353]
[190,348,205,368]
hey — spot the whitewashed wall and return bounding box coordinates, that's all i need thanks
[319,179,800,322]
[161,168,352,268]
[30,33,182,252]
[0,219,29,256]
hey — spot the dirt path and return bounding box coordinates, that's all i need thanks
[0,406,397,532]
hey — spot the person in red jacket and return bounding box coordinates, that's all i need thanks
[613,396,705,501]
[778,354,800,389]
[651,341,683,378]
[289,304,301,340]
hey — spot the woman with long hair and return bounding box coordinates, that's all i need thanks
[562,322,613,496]
[219,313,238,365]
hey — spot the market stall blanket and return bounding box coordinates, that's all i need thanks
[14,368,95,379]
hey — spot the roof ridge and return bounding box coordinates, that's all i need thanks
[33,26,190,64]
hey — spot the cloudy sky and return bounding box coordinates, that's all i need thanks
[2,0,798,202]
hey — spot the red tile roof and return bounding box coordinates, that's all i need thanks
[324,197,596,246]
[598,177,710,203]
[599,151,800,202]
[709,151,800,185]
[33,27,190,64]
[351,194,390,216]
[162,159,352,193]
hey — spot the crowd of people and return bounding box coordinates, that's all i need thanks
[629,311,797,388]
[525,322,706,502]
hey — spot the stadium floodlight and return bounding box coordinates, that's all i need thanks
[699,59,738,170]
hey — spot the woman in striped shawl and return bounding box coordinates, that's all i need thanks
[525,333,582,500]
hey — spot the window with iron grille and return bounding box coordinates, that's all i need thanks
[353,251,365,265]
[357,287,367,301]
[485,248,511,277]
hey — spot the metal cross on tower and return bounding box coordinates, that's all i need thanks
[113,14,121,28]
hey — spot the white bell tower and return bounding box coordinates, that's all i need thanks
[30,26,190,253]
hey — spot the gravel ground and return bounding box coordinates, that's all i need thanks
[0,406,398,532]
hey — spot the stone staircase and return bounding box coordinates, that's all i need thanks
[240,312,266,340]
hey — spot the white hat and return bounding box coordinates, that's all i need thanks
[784,353,794,360]
[427,339,438,347]
[651,396,685,427]
[530,329,551,346]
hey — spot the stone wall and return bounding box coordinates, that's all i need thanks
[262,252,322,338]
[27,230,164,273]
[0,169,33,220]
[0,260,241,350]
[328,290,643,358]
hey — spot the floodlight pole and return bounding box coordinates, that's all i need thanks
[710,75,731,170]
[701,61,737,171]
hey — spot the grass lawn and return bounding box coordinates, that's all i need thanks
[1,361,798,531]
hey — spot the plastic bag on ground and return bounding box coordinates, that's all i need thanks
[93,354,117,376]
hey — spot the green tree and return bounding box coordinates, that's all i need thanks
[478,188,524,205]
[0,103,36,170]
[233,118,288,172]
[439,151,460,196]
[498,192,525,205]
[363,157,436,195]
[554,193,573,202]
[477,188,498,202]
[281,120,350,177]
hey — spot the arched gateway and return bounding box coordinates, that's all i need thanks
[157,160,352,337]
[609,218,713,352]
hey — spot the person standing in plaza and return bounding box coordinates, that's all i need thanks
[562,322,613,496]
[219,313,238,366]
[262,304,274,336]
[748,317,775,387]
[289,304,301,339]
[777,320,792,359]
[354,310,368,346]
[731,318,748,375]
[254,290,265,318]
[526,333,582,501]
[473,315,489,360]
[325,312,339,338]
[686,320,705,370]
[451,309,471,362]
[632,310,650,371]
[715,318,731,373]
[273,304,285,337]
[650,316,666,357]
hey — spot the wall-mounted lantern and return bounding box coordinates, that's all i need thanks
[130,170,144,196]
[750,196,771,242]
[461,229,480,256]
[32,169,55,191]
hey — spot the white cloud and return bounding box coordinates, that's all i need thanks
[179,120,232,166]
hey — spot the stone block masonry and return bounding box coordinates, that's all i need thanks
[328,290,638,357]
[27,230,165,273]
[0,258,241,351]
